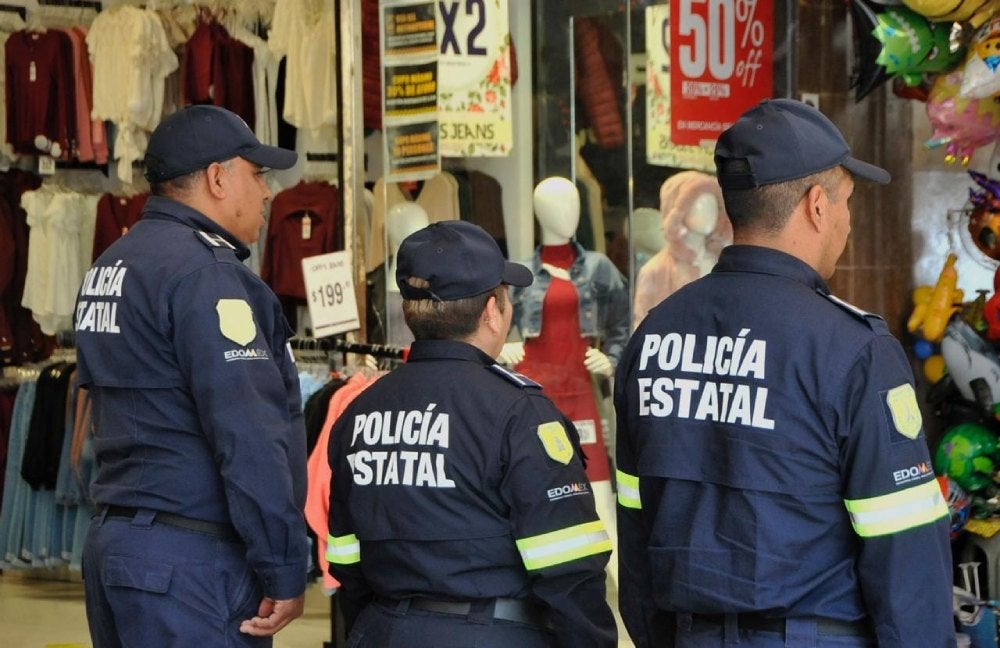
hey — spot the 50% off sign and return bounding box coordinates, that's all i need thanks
[301,251,360,338]
[669,0,772,146]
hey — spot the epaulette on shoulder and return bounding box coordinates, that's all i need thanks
[488,363,542,389]
[194,230,236,251]
[824,292,884,324]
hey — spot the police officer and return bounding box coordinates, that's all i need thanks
[326,220,617,647]
[75,105,308,646]
[615,99,954,647]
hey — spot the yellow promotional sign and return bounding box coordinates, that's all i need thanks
[437,0,512,157]
[645,5,714,171]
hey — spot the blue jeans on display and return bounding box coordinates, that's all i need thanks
[0,380,36,566]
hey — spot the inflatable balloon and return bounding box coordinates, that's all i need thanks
[924,353,948,382]
[908,253,963,342]
[984,267,1000,341]
[874,5,964,86]
[902,0,1000,27]
[960,14,1000,99]
[941,318,1000,410]
[967,170,1000,260]
[926,69,1000,165]
[851,0,890,102]
[936,475,972,539]
[933,422,999,492]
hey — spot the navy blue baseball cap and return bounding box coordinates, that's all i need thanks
[396,220,533,301]
[144,105,297,182]
[714,98,890,190]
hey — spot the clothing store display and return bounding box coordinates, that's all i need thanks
[269,0,336,131]
[5,29,75,157]
[515,244,612,483]
[91,193,147,261]
[182,19,255,126]
[261,180,341,301]
[20,186,99,336]
[86,4,178,183]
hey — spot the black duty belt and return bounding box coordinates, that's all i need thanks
[104,505,241,543]
[691,612,876,639]
[379,596,550,629]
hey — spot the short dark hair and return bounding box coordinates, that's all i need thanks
[402,283,507,340]
[147,159,234,198]
[721,166,846,233]
[148,168,207,197]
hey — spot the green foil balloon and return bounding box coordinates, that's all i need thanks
[874,6,964,86]
[934,422,1000,492]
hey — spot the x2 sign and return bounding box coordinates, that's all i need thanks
[669,0,773,146]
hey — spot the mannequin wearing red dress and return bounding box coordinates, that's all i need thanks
[501,178,626,611]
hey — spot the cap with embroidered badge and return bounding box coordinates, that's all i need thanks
[143,105,297,183]
[395,220,533,301]
[714,98,890,190]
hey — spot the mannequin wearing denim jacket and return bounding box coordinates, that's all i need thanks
[503,178,629,623]
[505,178,630,375]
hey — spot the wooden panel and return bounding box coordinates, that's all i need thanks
[798,1,914,338]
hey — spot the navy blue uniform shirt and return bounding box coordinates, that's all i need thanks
[327,339,616,647]
[614,245,953,648]
[75,195,308,600]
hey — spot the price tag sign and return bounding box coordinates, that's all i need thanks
[301,251,360,338]
[669,0,773,146]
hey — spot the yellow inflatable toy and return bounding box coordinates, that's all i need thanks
[908,253,964,342]
[902,0,1000,27]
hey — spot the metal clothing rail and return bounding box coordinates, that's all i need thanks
[289,337,407,360]
[37,0,102,10]
[0,4,26,20]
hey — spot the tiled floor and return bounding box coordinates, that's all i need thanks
[0,569,634,647]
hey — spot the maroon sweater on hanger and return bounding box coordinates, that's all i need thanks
[261,181,342,300]
[91,193,148,261]
[5,29,75,156]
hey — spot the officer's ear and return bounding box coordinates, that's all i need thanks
[205,161,229,199]
[802,183,825,232]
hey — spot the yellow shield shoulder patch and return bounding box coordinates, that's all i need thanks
[216,299,256,346]
[886,383,922,439]
[537,421,573,465]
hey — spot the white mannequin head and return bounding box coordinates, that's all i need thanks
[680,193,720,253]
[631,207,666,257]
[387,202,430,292]
[533,176,580,246]
[387,201,430,255]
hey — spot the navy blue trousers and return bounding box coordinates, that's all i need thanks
[83,509,268,648]
[674,614,879,647]
[347,598,556,648]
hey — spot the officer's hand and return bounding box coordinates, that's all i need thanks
[498,341,525,366]
[584,347,613,377]
[239,594,306,637]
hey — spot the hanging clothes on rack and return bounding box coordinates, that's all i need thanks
[268,0,337,133]
[87,4,178,183]
[20,184,99,335]
[181,12,255,127]
[91,191,147,261]
[0,169,49,367]
[4,28,76,157]
[0,6,26,167]
[0,354,90,571]
[261,180,341,325]
[63,24,107,164]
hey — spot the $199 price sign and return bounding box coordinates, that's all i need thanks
[668,0,772,146]
[301,250,360,338]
